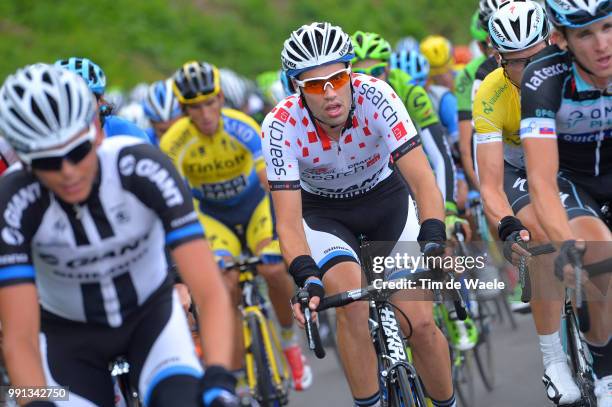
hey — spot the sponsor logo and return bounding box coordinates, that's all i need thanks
[185,153,247,174]
[274,108,291,123]
[359,83,400,127]
[266,118,288,177]
[524,63,569,91]
[170,212,198,229]
[482,83,508,114]
[559,192,570,207]
[307,166,385,198]
[1,227,24,246]
[380,307,407,363]
[39,232,150,269]
[119,155,183,207]
[513,177,527,192]
[0,253,28,265]
[3,182,41,229]
[198,176,248,201]
[391,122,408,141]
[560,132,606,143]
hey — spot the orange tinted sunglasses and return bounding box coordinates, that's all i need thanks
[294,68,352,95]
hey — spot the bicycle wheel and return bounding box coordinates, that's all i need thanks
[453,350,475,407]
[562,309,597,407]
[387,365,417,407]
[473,300,495,391]
[246,314,276,407]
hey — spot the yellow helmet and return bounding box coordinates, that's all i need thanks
[172,61,221,104]
[420,35,454,76]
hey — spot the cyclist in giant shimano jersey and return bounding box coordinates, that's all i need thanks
[160,61,312,391]
[350,31,469,239]
[54,57,150,143]
[474,2,583,404]
[520,1,612,404]
[263,22,456,407]
[142,79,184,145]
[0,64,237,407]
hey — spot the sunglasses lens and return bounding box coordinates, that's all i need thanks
[31,141,93,171]
[301,70,351,94]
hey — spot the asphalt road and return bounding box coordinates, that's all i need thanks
[288,310,552,407]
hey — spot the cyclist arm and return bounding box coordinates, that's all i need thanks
[172,239,234,365]
[270,189,311,263]
[455,68,479,188]
[522,136,573,241]
[472,86,513,225]
[519,54,572,242]
[458,120,478,188]
[0,284,47,391]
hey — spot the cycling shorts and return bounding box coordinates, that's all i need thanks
[503,163,601,219]
[301,172,421,274]
[196,194,281,259]
[39,281,203,406]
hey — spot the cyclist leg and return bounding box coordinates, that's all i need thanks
[504,164,579,404]
[128,285,203,407]
[555,174,612,398]
[304,216,380,406]
[38,312,122,406]
[245,195,312,390]
[383,196,454,404]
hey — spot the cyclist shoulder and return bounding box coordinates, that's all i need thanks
[159,117,197,156]
[521,45,571,118]
[475,56,499,82]
[474,68,516,127]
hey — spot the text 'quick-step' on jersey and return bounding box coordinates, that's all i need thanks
[260,73,421,199]
[0,137,204,327]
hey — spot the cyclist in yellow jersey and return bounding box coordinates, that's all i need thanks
[474,3,581,405]
[160,61,312,391]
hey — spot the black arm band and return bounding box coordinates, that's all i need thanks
[417,218,447,247]
[498,215,526,241]
[288,255,321,287]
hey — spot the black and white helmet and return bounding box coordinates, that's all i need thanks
[0,64,96,163]
[281,22,354,78]
[489,0,550,52]
[479,0,512,27]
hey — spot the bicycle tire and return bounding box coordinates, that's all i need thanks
[563,308,597,407]
[387,365,417,407]
[453,350,475,407]
[246,314,276,407]
[473,300,496,391]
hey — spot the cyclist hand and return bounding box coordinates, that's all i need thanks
[446,215,472,242]
[200,365,239,407]
[503,230,531,266]
[554,240,587,287]
[291,278,324,328]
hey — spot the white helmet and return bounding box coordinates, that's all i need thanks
[0,64,96,163]
[281,22,354,78]
[129,82,149,103]
[489,0,550,53]
[395,36,419,53]
[219,68,252,110]
[118,102,150,130]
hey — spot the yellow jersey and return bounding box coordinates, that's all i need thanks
[160,108,266,207]
[473,67,524,169]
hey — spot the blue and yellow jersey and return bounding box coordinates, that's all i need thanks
[160,108,266,207]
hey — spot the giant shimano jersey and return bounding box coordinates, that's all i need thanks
[0,137,203,327]
[160,109,266,207]
[520,45,612,176]
[261,73,420,199]
[473,67,524,169]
